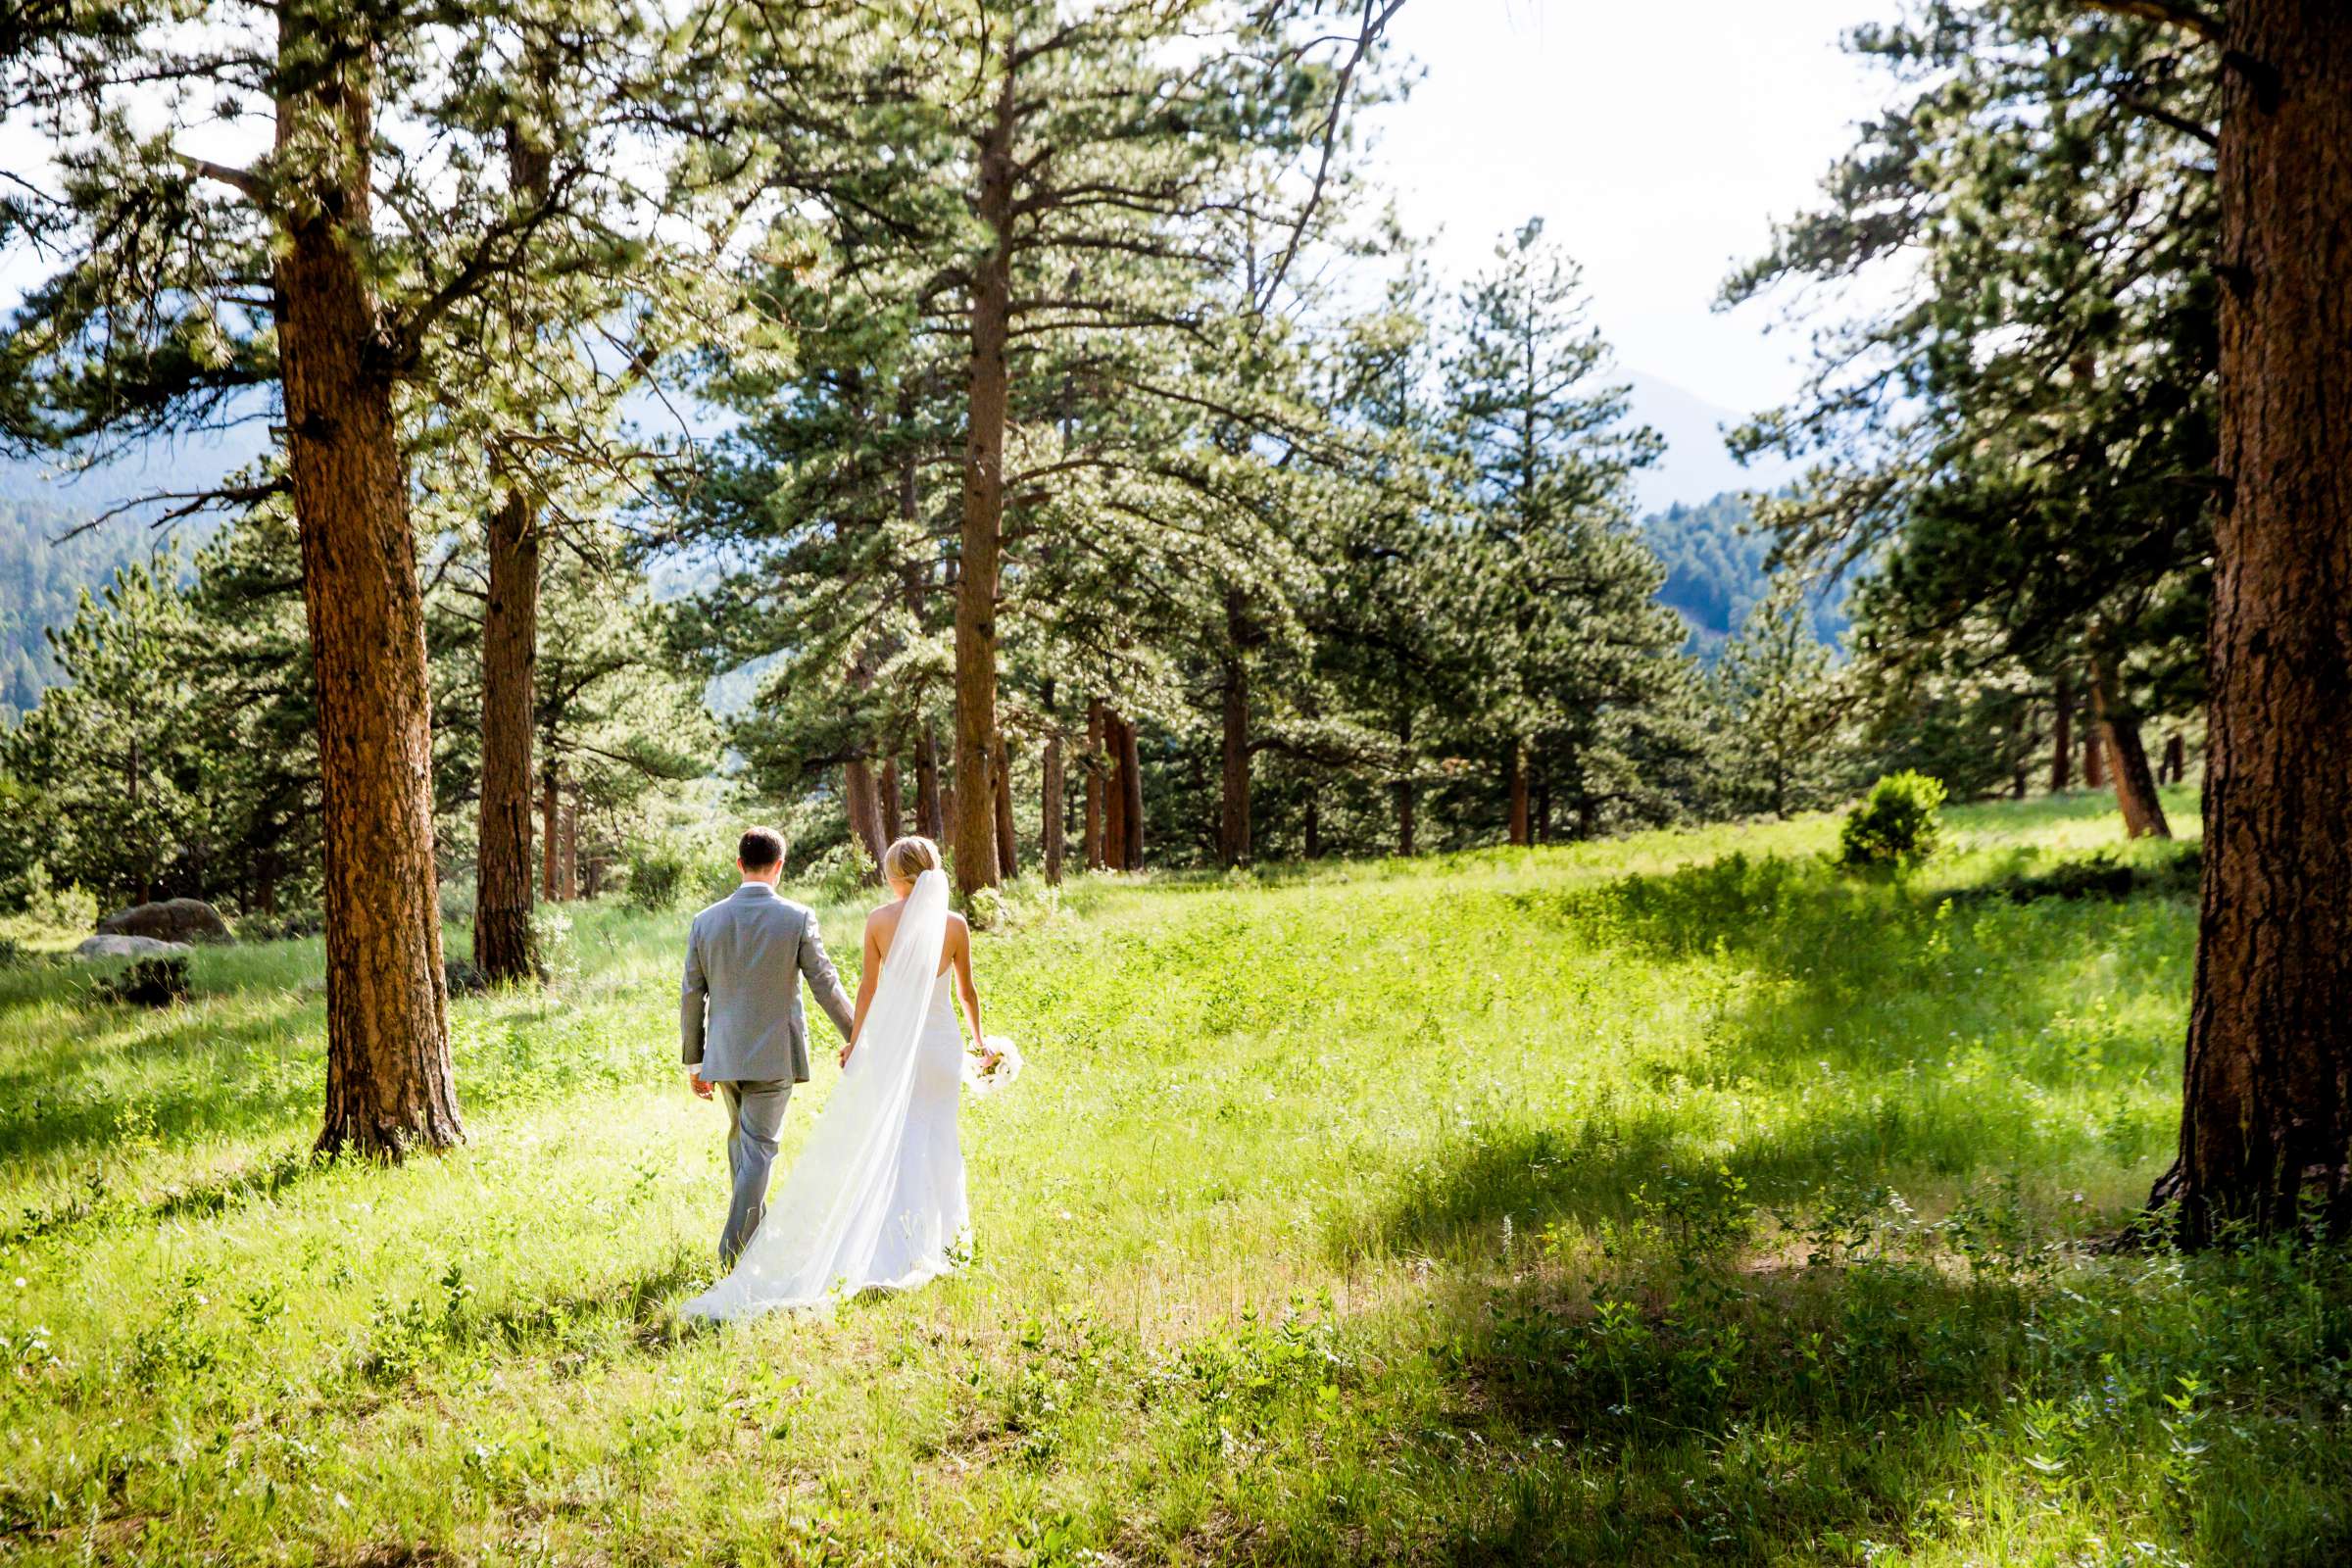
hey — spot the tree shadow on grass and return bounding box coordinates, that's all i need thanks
[1232,1226,2351,1566]
[0,994,319,1168]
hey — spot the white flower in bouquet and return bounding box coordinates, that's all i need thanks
[963,1034,1023,1097]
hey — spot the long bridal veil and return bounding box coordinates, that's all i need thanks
[684,868,953,1321]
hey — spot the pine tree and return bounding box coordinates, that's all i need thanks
[1440,220,1687,846]
[1713,574,1849,819]
[1725,1,2214,840]
[696,0,1402,903]
[0,1,727,1156]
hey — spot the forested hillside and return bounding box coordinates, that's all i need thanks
[1644,490,1849,657]
[0,500,180,721]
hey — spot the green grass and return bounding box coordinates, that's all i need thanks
[4,786,2348,1564]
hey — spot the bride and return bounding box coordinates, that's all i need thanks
[684,836,984,1321]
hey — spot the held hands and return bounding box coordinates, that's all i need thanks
[839,1040,855,1069]
[689,1071,713,1101]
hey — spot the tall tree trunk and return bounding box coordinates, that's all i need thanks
[2050,670,2074,792]
[1396,713,1416,858]
[1084,701,1106,871]
[560,786,578,902]
[471,110,549,984]
[1101,706,1126,874]
[2088,651,2172,840]
[992,733,1017,881]
[1118,711,1145,870]
[473,488,539,981]
[2083,722,2107,790]
[1303,795,1321,861]
[2012,702,2034,800]
[1534,774,1551,844]
[2158,3,2352,1240]
[541,758,561,904]
[1506,738,1531,846]
[1041,681,1065,887]
[952,81,1015,905]
[2164,732,2186,786]
[845,758,886,877]
[879,758,905,845]
[1219,656,1250,867]
[277,25,458,1157]
[914,724,944,840]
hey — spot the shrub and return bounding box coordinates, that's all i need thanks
[20,863,97,933]
[1838,770,1946,869]
[529,906,579,984]
[238,907,326,941]
[93,956,192,1007]
[802,838,878,905]
[621,840,692,911]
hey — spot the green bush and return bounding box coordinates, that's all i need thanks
[1838,770,1946,869]
[20,863,97,933]
[621,840,692,911]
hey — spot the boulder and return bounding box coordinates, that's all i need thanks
[96,899,232,945]
[74,933,194,961]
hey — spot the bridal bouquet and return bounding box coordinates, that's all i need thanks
[963,1035,1023,1097]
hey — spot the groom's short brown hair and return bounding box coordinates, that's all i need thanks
[738,827,785,871]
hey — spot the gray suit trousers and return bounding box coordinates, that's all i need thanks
[719,1079,793,1266]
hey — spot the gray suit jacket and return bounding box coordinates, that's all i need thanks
[681,884,857,1084]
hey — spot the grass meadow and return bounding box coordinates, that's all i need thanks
[4,787,2349,1565]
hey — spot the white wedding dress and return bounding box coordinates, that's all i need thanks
[684,869,970,1321]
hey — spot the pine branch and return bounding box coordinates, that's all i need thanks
[2076,1,2223,44]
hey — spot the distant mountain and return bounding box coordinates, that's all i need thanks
[0,497,193,721]
[1620,370,1792,517]
[1643,490,1849,661]
[1,430,260,721]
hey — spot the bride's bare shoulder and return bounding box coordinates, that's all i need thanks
[865,898,906,936]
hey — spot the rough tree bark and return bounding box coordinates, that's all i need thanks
[845,758,886,877]
[952,74,1015,904]
[914,723,944,840]
[1396,713,1416,857]
[1102,707,1126,874]
[474,487,539,980]
[1219,656,1250,867]
[1506,738,1531,847]
[1084,700,1106,871]
[992,733,1017,881]
[2163,733,2186,786]
[2088,650,2172,840]
[2157,2,2352,1241]
[1118,711,1145,870]
[1041,681,1064,887]
[2083,722,2107,790]
[560,786,578,902]
[278,24,458,1157]
[470,110,550,986]
[541,758,561,903]
[2050,670,2074,792]
[879,758,905,845]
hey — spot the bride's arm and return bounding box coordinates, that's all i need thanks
[951,919,984,1051]
[843,913,882,1066]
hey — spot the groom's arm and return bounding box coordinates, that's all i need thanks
[680,919,710,1071]
[798,914,858,1043]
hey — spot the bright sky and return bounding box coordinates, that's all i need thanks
[2,0,1911,507]
[1369,0,1904,419]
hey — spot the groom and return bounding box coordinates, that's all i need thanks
[680,827,858,1265]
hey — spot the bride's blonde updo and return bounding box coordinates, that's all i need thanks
[882,835,941,886]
